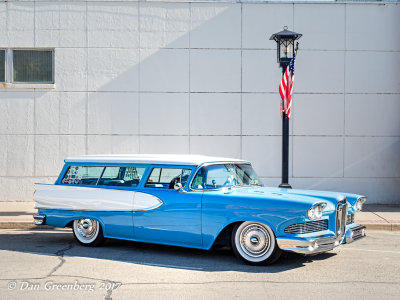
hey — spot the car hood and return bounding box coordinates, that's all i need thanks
[223,186,364,212]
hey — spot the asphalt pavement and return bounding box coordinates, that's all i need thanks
[0,229,399,300]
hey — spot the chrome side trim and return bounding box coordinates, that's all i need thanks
[37,208,121,212]
[33,214,46,225]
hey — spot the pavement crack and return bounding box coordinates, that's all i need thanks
[103,280,117,300]
[47,241,75,277]
[105,288,113,300]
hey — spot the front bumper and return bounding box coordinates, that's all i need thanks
[276,225,366,255]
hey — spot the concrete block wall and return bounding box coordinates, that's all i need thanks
[0,1,399,204]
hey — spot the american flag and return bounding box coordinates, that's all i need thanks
[279,55,296,119]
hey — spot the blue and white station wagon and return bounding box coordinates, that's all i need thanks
[34,154,366,265]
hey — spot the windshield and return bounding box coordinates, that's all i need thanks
[191,164,262,190]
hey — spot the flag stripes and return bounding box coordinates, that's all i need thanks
[279,55,295,119]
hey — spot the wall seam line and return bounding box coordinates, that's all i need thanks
[240,3,243,159]
[189,2,192,154]
[85,0,89,155]
[343,3,347,179]
[138,1,141,154]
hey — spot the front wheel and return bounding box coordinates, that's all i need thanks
[73,218,105,247]
[231,221,281,265]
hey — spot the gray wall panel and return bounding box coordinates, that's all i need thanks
[0,1,398,203]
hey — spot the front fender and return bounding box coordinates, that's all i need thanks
[201,193,315,250]
[203,214,286,250]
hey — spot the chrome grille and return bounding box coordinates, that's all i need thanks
[336,198,348,238]
[346,214,354,225]
[284,219,328,234]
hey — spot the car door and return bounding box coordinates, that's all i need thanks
[132,166,203,247]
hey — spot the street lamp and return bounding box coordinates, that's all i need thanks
[270,26,302,189]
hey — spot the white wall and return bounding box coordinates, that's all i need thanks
[0,1,399,204]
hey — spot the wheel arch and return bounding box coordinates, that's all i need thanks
[208,217,277,250]
[65,214,106,233]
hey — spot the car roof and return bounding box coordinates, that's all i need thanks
[64,154,250,166]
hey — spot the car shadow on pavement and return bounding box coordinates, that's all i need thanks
[0,229,336,273]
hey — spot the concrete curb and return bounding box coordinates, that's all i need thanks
[365,223,399,231]
[0,222,53,230]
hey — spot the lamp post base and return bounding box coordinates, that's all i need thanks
[278,183,292,189]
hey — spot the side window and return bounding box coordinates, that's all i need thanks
[101,166,120,179]
[192,168,205,190]
[62,166,104,186]
[192,164,237,190]
[205,165,232,187]
[145,168,191,189]
[98,166,146,187]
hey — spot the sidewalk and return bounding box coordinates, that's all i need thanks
[0,202,399,231]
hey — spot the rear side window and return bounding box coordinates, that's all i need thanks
[145,168,191,189]
[98,166,145,187]
[62,166,103,185]
[61,165,146,187]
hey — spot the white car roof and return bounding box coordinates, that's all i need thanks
[64,154,250,166]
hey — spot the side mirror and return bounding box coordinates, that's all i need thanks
[174,182,185,192]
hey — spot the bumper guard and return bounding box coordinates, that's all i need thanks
[276,225,366,255]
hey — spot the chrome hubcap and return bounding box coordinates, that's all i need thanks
[76,219,98,240]
[240,224,270,258]
[250,237,259,245]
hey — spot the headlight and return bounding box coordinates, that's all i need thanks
[354,196,367,211]
[308,202,327,220]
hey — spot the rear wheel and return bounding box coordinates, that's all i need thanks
[231,221,281,265]
[72,218,105,247]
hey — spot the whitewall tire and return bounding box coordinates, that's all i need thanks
[73,218,105,247]
[231,221,281,265]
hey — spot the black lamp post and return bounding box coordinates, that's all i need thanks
[270,27,302,189]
